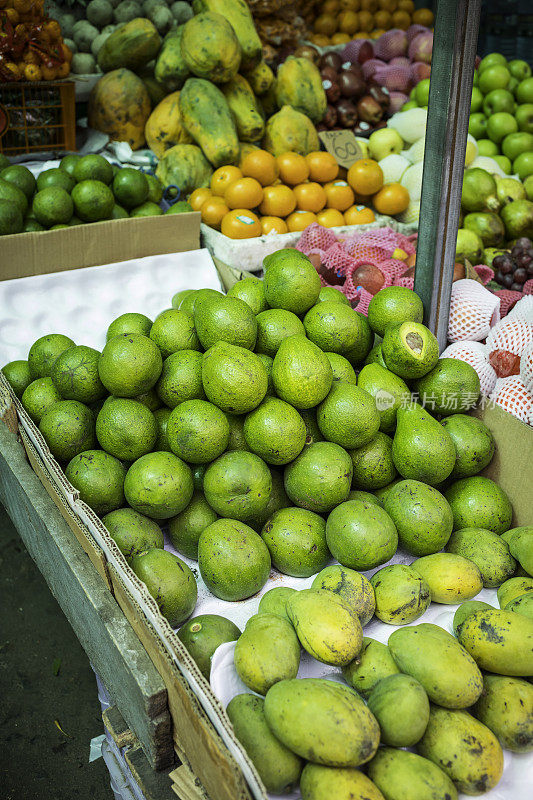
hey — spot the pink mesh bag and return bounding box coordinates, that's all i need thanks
[520,341,533,394]
[507,295,533,323]
[395,276,415,289]
[379,258,410,282]
[485,318,533,357]
[473,264,494,285]
[296,223,338,254]
[448,279,501,342]
[524,278,533,295]
[440,341,497,397]
[489,375,533,424]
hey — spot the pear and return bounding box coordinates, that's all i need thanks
[392,404,456,485]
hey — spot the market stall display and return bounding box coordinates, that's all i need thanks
[0,0,72,81]
[309,0,434,47]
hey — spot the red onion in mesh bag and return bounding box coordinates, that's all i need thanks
[409,31,433,64]
[407,24,429,43]
[388,91,410,113]
[389,57,411,68]
[374,29,408,61]
[410,61,431,84]
[341,40,374,64]
[362,59,387,80]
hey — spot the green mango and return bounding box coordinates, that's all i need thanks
[457,608,533,676]
[471,674,533,752]
[411,553,483,604]
[177,614,240,680]
[226,694,303,794]
[506,593,533,620]
[264,678,380,767]
[342,638,400,697]
[388,623,483,708]
[356,363,411,433]
[440,414,495,478]
[501,526,533,575]
[367,748,458,800]
[300,763,385,800]
[257,587,296,623]
[445,476,513,534]
[370,564,430,625]
[497,576,533,608]
[392,404,456,486]
[286,589,362,666]
[349,431,397,491]
[234,613,300,695]
[311,565,375,626]
[452,600,494,638]
[445,527,516,588]
[417,706,504,795]
[367,674,430,747]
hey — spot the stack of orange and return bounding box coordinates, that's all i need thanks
[189,150,410,240]
[310,0,434,46]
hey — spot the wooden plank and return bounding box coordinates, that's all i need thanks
[103,706,137,750]
[0,419,173,770]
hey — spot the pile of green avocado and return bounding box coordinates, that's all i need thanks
[2,248,532,800]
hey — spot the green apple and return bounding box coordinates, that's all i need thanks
[368,128,404,161]
[477,139,500,157]
[508,59,532,82]
[502,131,533,161]
[409,87,417,100]
[400,100,418,112]
[473,71,479,86]
[470,86,484,113]
[478,53,507,74]
[516,77,533,104]
[469,113,487,140]
[493,155,512,174]
[415,78,430,108]
[482,88,515,116]
[486,112,518,144]
[508,76,519,95]
[513,151,533,180]
[479,66,511,95]
[516,103,533,134]
[524,174,533,201]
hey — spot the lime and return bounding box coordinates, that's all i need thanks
[21,378,61,423]
[227,277,268,315]
[304,301,369,354]
[177,614,240,680]
[153,407,172,451]
[28,333,75,379]
[247,468,290,532]
[98,333,163,397]
[326,499,398,570]
[284,441,352,514]
[23,218,44,232]
[106,312,152,341]
[194,295,257,351]
[350,431,397,490]
[150,309,200,357]
[102,507,163,562]
[33,187,73,227]
[96,397,157,461]
[134,388,161,411]
[146,173,163,204]
[112,167,149,209]
[167,399,230,464]
[368,287,424,337]
[0,178,28,215]
[156,350,205,408]
[39,400,95,462]
[0,164,36,199]
[73,154,114,185]
[131,548,197,627]
[130,201,163,217]
[72,180,114,222]
[263,249,321,314]
[36,167,75,193]
[272,335,332,410]
[318,286,350,305]
[317,382,380,449]
[243,397,306,466]
[0,199,23,235]
[59,154,81,177]
[256,353,274,396]
[255,309,305,357]
[64,449,126,515]
[112,204,129,219]
[2,359,32,398]
[52,345,106,403]
[192,464,207,492]
[325,352,357,384]
[168,491,218,560]
[166,200,193,214]
[225,413,249,452]
[172,289,195,310]
[124,451,194,519]
[203,450,272,522]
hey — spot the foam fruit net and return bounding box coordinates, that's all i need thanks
[448,279,500,343]
[520,341,533,394]
[490,375,533,424]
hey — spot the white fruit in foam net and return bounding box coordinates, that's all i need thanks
[506,295,533,324]
[378,154,410,184]
[486,317,533,356]
[440,341,497,397]
[387,108,428,144]
[490,375,533,424]
[448,279,500,343]
[520,341,533,393]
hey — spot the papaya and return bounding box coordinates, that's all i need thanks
[234,613,300,695]
[259,81,278,119]
[154,27,190,91]
[192,0,262,72]
[367,674,430,747]
[221,75,264,143]
[417,706,504,795]
[181,12,241,84]
[367,748,458,800]
[245,60,275,96]
[471,674,533,753]
[97,18,161,73]
[142,77,167,108]
[264,678,380,767]
[155,144,213,194]
[456,608,533,676]
[179,78,240,167]
[275,57,327,123]
[88,69,151,151]
[145,91,193,158]
[263,105,319,157]
[342,638,400,697]
[300,764,385,800]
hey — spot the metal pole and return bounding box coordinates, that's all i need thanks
[414,0,482,350]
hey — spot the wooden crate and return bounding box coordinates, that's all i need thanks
[0,80,75,155]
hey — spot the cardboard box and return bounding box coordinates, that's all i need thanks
[0,213,200,281]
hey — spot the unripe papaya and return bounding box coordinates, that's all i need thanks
[97,18,161,73]
[192,0,262,72]
[456,608,533,676]
[221,75,264,143]
[275,57,327,123]
[179,78,240,167]
[245,60,275,96]
[471,674,533,752]
[234,612,300,695]
[367,747,458,800]
[154,26,189,91]
[342,637,400,697]
[181,12,241,84]
[145,91,193,159]
[263,106,319,157]
[88,69,151,151]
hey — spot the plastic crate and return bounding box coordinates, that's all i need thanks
[0,80,75,156]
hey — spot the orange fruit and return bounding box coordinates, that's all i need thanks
[371,28,386,38]
[316,208,345,227]
[331,32,351,44]
[241,149,279,187]
[391,9,411,28]
[347,159,384,195]
[225,177,264,209]
[201,197,229,229]
[338,10,359,34]
[294,182,327,213]
[361,0,378,9]
[261,216,289,235]
[354,31,369,38]
[55,61,70,78]
[322,0,340,12]
[221,209,262,239]
[374,9,392,27]
[306,151,339,183]
[40,64,58,80]
[340,0,360,9]
[397,0,414,11]
[311,33,331,46]
[357,10,374,31]
[324,180,355,211]
[372,183,410,215]
[314,14,337,35]
[413,8,433,25]
[344,205,376,224]
[238,144,260,168]
[259,184,296,217]
[189,187,212,211]
[211,165,242,197]
[277,152,310,185]
[286,210,318,232]
[378,0,397,9]
[24,63,41,81]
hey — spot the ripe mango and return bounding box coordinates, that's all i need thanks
[502,526,533,576]
[226,694,303,794]
[367,674,430,747]
[417,705,504,794]
[471,674,533,752]
[257,587,296,623]
[506,593,533,620]
[411,552,483,604]
[370,564,431,625]
[234,613,300,695]
[388,623,483,708]
[456,608,533,676]
[264,678,380,767]
[286,589,362,666]
[452,600,494,638]
[445,527,515,588]
[497,576,533,608]
[367,747,458,800]
[342,637,400,697]
[300,763,385,800]
[311,565,375,626]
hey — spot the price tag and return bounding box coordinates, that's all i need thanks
[318,130,365,168]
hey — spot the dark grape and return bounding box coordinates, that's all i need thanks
[511,246,522,258]
[513,267,527,284]
[492,254,505,269]
[495,270,505,284]
[527,261,533,276]
[515,237,531,250]
[511,282,523,291]
[501,260,514,275]
[516,252,532,269]
[503,274,514,288]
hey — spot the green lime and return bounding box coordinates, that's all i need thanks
[202,343,268,414]
[166,200,193,214]
[167,399,230,464]
[227,277,268,315]
[150,309,200,357]
[28,333,75,379]
[263,249,321,314]
[112,204,129,219]
[156,350,205,408]
[36,167,75,193]
[39,400,95,462]
[59,154,81,177]
[153,407,172,451]
[243,397,306,466]
[106,312,152,341]
[52,345,106,403]
[284,441,352,514]
[98,333,163,397]
[73,154,114,185]
[21,378,62,423]
[130,201,163,217]
[168,491,218,560]
[146,173,163,204]
[102,507,163,562]
[0,199,23,235]
[272,335,332,410]
[2,359,32,398]
[0,178,28,215]
[112,167,149,209]
[317,382,380,449]
[135,388,161,411]
[177,614,240,680]
[23,218,44,232]
[317,286,350,305]
[124,451,194,519]
[304,301,369,355]
[33,187,73,227]
[325,353,357,384]
[0,164,36,199]
[95,397,157,461]
[72,180,114,222]
[261,507,329,578]
[64,449,126,515]
[225,413,249,452]
[255,309,305,357]
[171,289,195,310]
